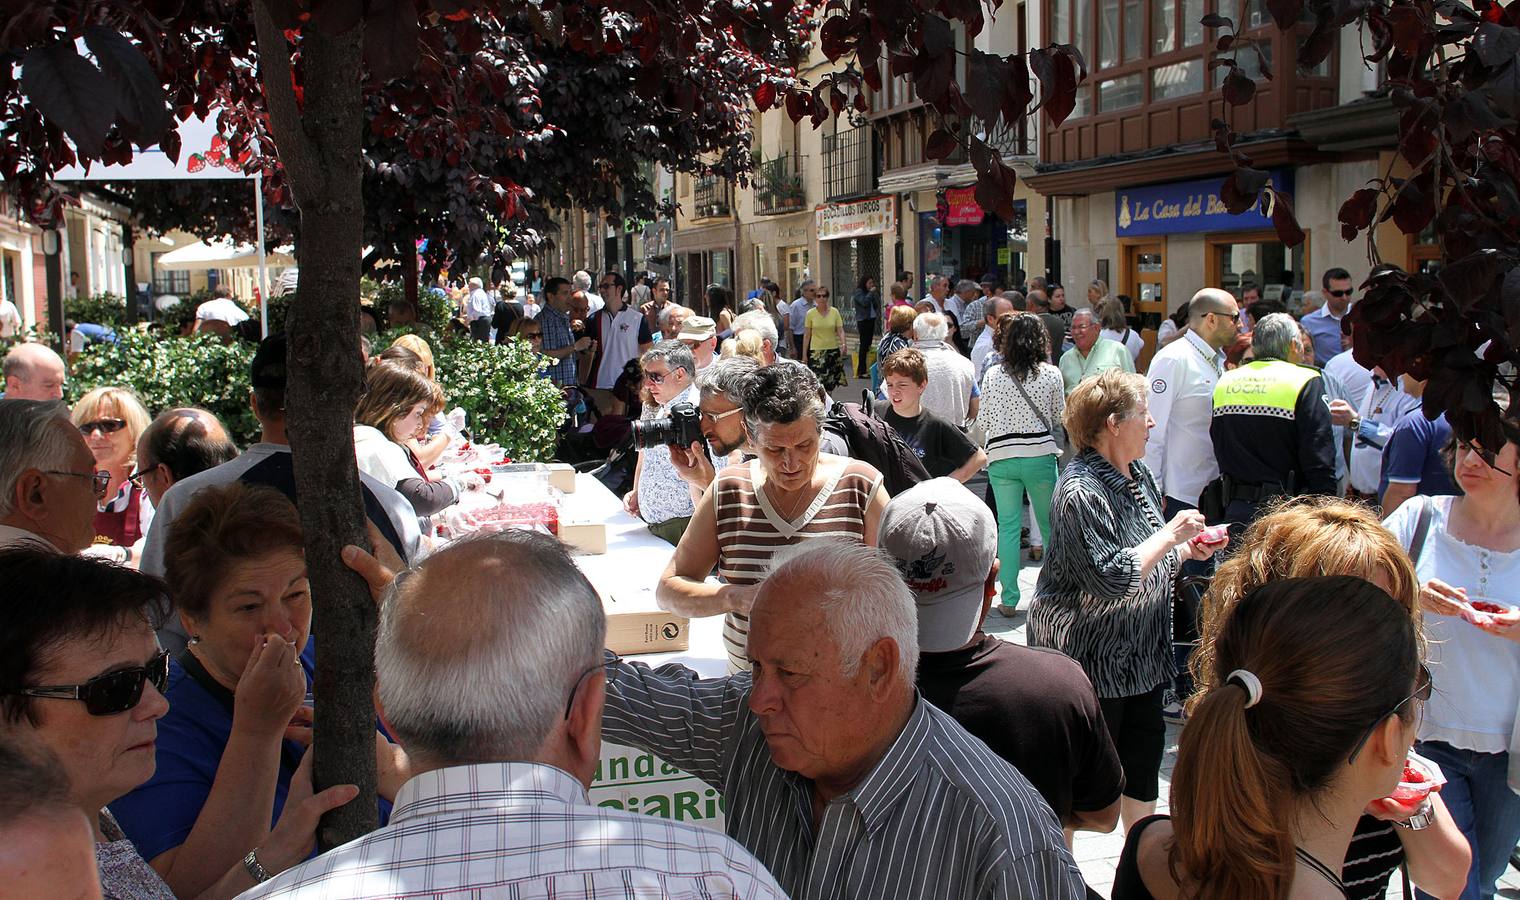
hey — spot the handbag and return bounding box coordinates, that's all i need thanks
[1008,368,1055,435]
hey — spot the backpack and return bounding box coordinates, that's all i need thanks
[823,399,930,497]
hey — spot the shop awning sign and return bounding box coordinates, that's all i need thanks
[816,196,896,241]
[1116,170,1293,237]
[944,187,985,227]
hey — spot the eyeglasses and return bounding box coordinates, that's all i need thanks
[1458,440,1514,477]
[45,469,112,499]
[78,418,127,436]
[644,368,685,385]
[126,463,161,488]
[1210,309,1242,322]
[1329,289,1354,298]
[1347,663,1432,764]
[700,406,743,425]
[14,650,170,716]
[564,654,621,719]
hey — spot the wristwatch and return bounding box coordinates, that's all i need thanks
[1393,798,1436,831]
[243,848,272,883]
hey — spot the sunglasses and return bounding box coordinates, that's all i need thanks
[45,469,112,499]
[1211,310,1242,321]
[1329,289,1354,298]
[645,368,685,385]
[126,463,161,488]
[1347,663,1432,764]
[14,650,170,716]
[1458,440,1514,477]
[78,418,127,436]
[564,655,621,719]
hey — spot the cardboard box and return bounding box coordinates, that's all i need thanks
[601,583,689,655]
[560,522,607,554]
[546,463,577,494]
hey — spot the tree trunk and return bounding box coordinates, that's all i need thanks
[253,3,378,849]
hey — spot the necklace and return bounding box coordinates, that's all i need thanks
[1294,846,1348,898]
[765,475,815,522]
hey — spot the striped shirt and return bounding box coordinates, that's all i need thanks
[236,762,787,900]
[715,456,883,672]
[602,658,1088,900]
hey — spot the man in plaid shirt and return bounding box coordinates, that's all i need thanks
[537,276,591,388]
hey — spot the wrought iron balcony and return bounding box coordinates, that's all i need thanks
[823,127,874,201]
[692,175,732,219]
[971,114,1034,159]
[754,153,807,215]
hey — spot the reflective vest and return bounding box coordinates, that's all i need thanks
[1212,359,1319,420]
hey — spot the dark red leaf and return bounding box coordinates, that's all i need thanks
[1438,249,1506,311]
[925,127,958,160]
[1221,166,1270,214]
[20,41,116,159]
[1338,188,1379,240]
[82,26,173,149]
[1217,34,1235,50]
[753,82,777,109]
[820,15,855,60]
[1201,13,1234,28]
[309,0,365,35]
[1267,188,1306,247]
[364,0,421,81]
[965,50,1006,126]
[1030,45,1083,126]
[1223,69,1256,105]
[1387,5,1429,54]
[1264,0,1303,28]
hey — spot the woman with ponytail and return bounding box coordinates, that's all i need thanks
[1114,576,1430,900]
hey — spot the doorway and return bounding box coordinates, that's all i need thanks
[1123,240,1166,369]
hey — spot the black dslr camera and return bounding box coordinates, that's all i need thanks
[631,402,706,451]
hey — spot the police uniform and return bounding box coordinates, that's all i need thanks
[1205,358,1338,526]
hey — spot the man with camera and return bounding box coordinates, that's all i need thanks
[623,341,712,546]
[666,356,761,493]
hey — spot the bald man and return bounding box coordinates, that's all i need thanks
[2,343,65,401]
[1143,288,1239,517]
[135,408,240,507]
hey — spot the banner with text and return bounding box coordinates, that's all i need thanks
[816,196,896,241]
[1115,170,1292,237]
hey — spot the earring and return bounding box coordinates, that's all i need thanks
[188,635,201,646]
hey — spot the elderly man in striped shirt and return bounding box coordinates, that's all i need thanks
[604,539,1087,899]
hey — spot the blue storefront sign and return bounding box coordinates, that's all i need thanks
[1116,170,1292,237]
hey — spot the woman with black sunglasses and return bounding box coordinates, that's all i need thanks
[1114,577,1429,900]
[71,385,152,562]
[0,548,353,899]
[1384,420,1520,899]
[110,482,399,898]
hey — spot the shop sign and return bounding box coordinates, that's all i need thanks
[816,195,895,240]
[1116,170,1293,237]
[944,187,985,227]
[590,742,725,832]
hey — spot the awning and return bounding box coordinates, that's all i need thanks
[154,240,295,270]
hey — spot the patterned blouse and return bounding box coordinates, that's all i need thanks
[1028,449,1178,698]
[98,809,176,899]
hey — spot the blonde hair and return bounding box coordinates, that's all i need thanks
[1062,369,1147,452]
[71,386,152,449]
[1192,495,1423,698]
[720,330,766,365]
[390,334,436,381]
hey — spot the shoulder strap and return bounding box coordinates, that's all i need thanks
[1406,495,1435,566]
[1008,370,1054,434]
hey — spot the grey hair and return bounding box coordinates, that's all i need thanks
[376,530,605,765]
[1252,313,1301,362]
[640,339,696,377]
[797,278,816,296]
[737,296,766,314]
[0,401,76,518]
[657,304,690,329]
[572,271,592,290]
[739,361,825,438]
[629,284,652,306]
[764,539,919,684]
[1070,308,1097,326]
[697,355,762,405]
[731,309,778,348]
[955,279,979,294]
[912,312,949,342]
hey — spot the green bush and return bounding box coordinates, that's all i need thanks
[153,287,210,336]
[66,292,130,331]
[66,331,259,446]
[433,336,562,462]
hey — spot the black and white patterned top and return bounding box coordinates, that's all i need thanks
[1028,449,1178,699]
[603,657,1088,900]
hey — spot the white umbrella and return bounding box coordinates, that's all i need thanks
[153,239,295,270]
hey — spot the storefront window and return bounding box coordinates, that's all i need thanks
[1183,0,1203,45]
[1152,0,1175,53]
[1099,74,1143,111]
[1099,0,1120,68]
[1123,0,1143,60]
[1152,59,1203,100]
[1212,235,1305,306]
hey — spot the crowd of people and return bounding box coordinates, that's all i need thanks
[0,259,1514,900]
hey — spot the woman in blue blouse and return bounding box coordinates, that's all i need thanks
[110,482,405,898]
[1028,370,1221,831]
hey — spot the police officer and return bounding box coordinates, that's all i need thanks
[1204,312,1337,527]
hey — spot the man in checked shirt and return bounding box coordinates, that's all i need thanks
[602,539,1087,899]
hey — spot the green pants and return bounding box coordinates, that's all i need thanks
[987,455,1058,609]
[648,515,693,546]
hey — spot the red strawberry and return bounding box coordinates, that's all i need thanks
[186,154,206,173]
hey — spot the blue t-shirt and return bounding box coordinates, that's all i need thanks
[109,639,390,863]
[1379,410,1457,498]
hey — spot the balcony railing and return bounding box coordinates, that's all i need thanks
[823,127,874,201]
[754,153,807,215]
[693,175,732,219]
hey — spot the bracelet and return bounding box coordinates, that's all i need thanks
[243,848,272,883]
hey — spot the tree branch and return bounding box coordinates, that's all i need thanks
[251,0,319,196]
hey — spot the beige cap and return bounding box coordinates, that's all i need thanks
[677,315,717,341]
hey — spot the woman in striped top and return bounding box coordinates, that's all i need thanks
[656,363,886,672]
[975,313,1066,612]
[1028,369,1220,830]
